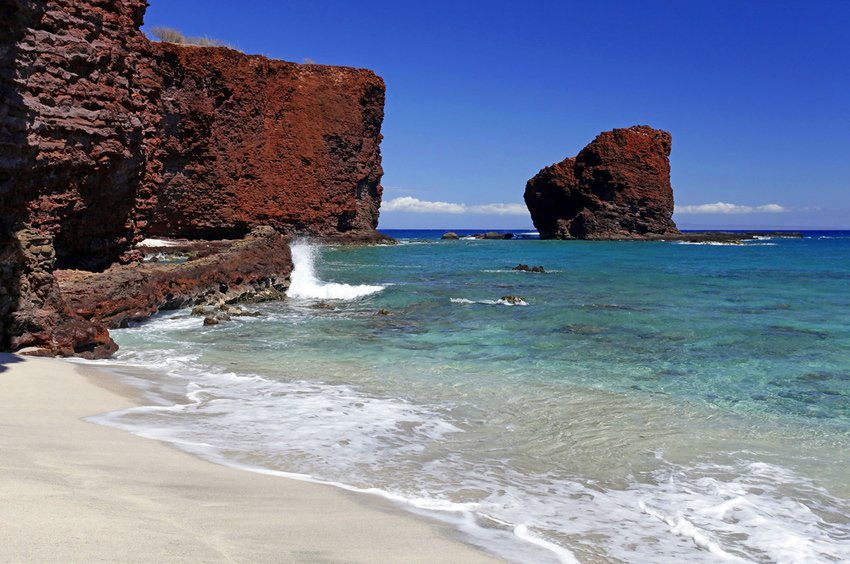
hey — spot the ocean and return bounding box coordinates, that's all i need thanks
[85,230,850,562]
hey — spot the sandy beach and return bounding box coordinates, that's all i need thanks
[0,353,498,563]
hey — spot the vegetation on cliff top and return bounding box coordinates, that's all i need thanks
[147,27,239,50]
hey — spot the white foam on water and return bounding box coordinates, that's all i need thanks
[137,237,182,248]
[87,342,850,563]
[480,269,561,273]
[450,297,529,306]
[77,262,849,563]
[676,241,745,246]
[288,241,385,300]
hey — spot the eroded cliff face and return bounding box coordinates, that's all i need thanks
[0,0,386,355]
[1,0,153,355]
[143,44,386,241]
[524,126,680,240]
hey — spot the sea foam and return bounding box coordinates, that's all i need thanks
[287,241,384,300]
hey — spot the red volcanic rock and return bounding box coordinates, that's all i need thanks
[143,44,387,242]
[1,0,154,356]
[57,227,292,329]
[524,126,680,239]
[4,229,117,358]
[0,0,158,270]
[1,0,387,356]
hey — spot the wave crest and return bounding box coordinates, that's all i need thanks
[288,241,384,300]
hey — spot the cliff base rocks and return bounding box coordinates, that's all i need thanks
[56,227,292,333]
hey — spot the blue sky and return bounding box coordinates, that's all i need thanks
[143,1,850,230]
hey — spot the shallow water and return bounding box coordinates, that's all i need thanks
[90,231,850,562]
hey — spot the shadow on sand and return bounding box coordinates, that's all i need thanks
[0,353,24,374]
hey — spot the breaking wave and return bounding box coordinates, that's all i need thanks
[287,241,385,300]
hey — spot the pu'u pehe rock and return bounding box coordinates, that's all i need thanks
[524,126,680,239]
[1,0,387,356]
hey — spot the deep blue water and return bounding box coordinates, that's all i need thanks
[93,231,850,563]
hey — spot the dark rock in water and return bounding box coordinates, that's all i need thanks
[441,232,460,240]
[561,324,608,335]
[524,125,679,240]
[215,312,231,322]
[512,264,546,273]
[312,302,336,310]
[378,308,390,316]
[191,305,211,316]
[499,295,527,305]
[220,304,264,317]
[477,232,514,240]
[669,232,803,243]
[203,316,219,326]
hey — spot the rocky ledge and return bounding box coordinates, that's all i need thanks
[524,125,680,239]
[56,227,292,334]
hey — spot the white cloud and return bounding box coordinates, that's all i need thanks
[469,203,529,215]
[382,197,528,216]
[675,202,789,214]
[382,196,465,214]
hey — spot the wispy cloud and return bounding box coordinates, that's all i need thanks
[382,197,528,215]
[675,202,788,214]
[469,203,529,215]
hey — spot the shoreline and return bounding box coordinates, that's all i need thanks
[0,353,499,563]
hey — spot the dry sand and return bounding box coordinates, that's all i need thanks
[0,353,499,563]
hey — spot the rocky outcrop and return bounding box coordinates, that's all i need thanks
[1,228,117,358]
[143,44,387,242]
[524,126,680,239]
[57,227,291,329]
[1,0,155,355]
[1,0,387,356]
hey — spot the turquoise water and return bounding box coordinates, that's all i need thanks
[93,231,850,562]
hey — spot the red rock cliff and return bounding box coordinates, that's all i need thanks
[143,44,386,241]
[1,0,386,355]
[524,126,680,239]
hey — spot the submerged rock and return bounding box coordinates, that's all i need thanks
[512,264,546,273]
[499,295,527,305]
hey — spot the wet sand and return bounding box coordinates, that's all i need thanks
[0,353,498,563]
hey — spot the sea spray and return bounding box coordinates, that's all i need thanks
[287,240,384,300]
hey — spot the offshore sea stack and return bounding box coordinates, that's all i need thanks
[0,0,386,356]
[524,126,680,239]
